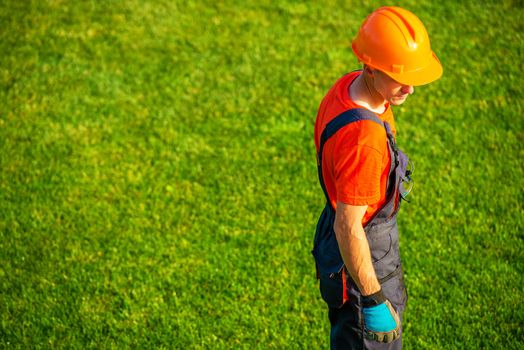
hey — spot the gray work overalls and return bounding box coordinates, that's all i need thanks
[313,108,411,350]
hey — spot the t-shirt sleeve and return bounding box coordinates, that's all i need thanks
[332,125,385,206]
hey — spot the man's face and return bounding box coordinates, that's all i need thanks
[372,69,415,106]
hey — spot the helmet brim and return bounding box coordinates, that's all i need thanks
[386,51,443,86]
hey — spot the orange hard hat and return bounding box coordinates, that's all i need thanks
[352,6,443,86]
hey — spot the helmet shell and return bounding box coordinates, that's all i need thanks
[352,6,443,86]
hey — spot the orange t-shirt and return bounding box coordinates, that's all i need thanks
[314,71,396,225]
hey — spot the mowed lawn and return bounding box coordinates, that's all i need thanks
[1,0,522,349]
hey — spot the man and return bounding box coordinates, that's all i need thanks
[313,7,442,349]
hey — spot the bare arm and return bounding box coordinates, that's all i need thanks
[334,201,381,296]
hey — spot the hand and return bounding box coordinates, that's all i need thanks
[362,290,401,343]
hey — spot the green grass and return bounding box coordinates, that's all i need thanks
[1,0,523,349]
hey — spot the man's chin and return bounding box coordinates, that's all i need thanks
[389,96,408,106]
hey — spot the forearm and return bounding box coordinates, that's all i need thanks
[334,216,381,296]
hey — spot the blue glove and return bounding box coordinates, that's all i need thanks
[362,290,401,343]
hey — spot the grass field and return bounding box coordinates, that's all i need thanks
[1,0,523,349]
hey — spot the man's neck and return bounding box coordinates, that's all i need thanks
[350,73,387,114]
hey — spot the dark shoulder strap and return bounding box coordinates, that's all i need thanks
[317,108,384,207]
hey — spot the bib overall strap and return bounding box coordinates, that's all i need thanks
[317,108,384,207]
[383,121,399,168]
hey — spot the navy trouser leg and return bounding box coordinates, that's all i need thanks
[328,302,362,350]
[327,268,406,350]
[328,300,403,350]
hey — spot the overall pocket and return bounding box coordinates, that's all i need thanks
[366,220,401,280]
[379,266,408,319]
[319,269,348,309]
[367,229,392,264]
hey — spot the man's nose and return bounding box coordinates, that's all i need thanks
[401,85,414,95]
